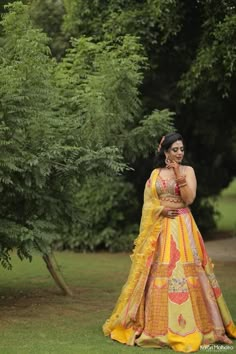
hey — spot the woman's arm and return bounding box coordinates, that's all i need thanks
[176,166,197,205]
[167,162,197,205]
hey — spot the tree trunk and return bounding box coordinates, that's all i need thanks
[42,253,73,296]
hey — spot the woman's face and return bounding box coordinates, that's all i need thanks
[166,140,184,163]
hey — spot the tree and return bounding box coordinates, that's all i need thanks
[0,2,173,275]
[54,35,174,251]
[30,0,67,59]
[0,2,128,291]
[59,0,236,231]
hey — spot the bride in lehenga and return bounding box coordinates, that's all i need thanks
[103,132,236,352]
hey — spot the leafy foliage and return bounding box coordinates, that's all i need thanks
[63,0,184,49]
[0,1,59,268]
[0,2,140,267]
[55,35,147,147]
[59,0,236,232]
[54,34,174,250]
[179,13,236,101]
[30,0,67,59]
[0,1,174,263]
[61,175,138,252]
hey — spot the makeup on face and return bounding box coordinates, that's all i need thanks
[168,140,184,162]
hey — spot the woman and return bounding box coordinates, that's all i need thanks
[103,132,236,352]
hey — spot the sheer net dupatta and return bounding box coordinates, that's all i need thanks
[103,169,163,344]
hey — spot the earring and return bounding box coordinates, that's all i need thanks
[165,157,169,166]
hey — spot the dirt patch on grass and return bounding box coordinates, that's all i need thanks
[205,230,235,241]
[205,237,236,261]
[0,285,102,327]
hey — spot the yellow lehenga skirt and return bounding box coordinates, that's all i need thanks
[103,169,236,353]
[103,208,236,352]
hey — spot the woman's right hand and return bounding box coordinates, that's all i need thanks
[161,208,179,219]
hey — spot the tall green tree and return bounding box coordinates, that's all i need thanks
[0,2,128,277]
[59,0,236,231]
[0,2,173,267]
[54,35,174,251]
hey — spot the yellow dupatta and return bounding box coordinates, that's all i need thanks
[103,169,163,341]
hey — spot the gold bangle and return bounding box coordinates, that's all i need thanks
[176,176,186,182]
[178,183,187,188]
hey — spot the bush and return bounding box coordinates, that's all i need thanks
[60,175,139,252]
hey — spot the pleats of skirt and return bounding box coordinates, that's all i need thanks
[110,211,236,352]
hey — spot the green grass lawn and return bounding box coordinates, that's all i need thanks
[215,179,236,231]
[0,252,235,354]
